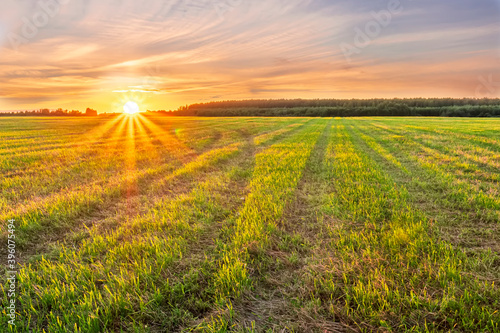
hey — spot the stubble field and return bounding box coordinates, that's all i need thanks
[0,116,499,332]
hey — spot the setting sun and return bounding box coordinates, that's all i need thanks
[123,101,140,114]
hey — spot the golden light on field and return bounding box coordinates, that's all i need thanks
[79,112,197,217]
[124,101,141,115]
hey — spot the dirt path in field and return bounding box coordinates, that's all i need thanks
[226,120,352,332]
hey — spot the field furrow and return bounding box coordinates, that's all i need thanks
[1,116,499,332]
[191,120,328,330]
[362,122,500,221]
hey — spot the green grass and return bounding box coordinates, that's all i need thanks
[0,116,499,332]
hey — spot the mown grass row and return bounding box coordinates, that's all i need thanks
[0,117,240,206]
[306,123,499,331]
[0,118,303,244]
[194,120,328,330]
[0,117,308,332]
[1,117,499,332]
[397,121,500,151]
[2,163,237,332]
[353,120,500,270]
[360,123,500,219]
[0,143,241,252]
[372,122,500,176]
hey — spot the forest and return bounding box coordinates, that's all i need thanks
[172,98,500,117]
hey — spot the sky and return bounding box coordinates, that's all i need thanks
[0,0,499,112]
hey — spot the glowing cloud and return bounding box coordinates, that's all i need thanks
[0,0,499,112]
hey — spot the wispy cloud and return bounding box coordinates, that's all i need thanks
[0,0,499,111]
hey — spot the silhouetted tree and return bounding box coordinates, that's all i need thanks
[85,108,98,116]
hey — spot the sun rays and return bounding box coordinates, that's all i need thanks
[135,113,196,162]
[74,113,198,217]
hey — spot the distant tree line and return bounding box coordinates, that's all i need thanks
[185,98,500,109]
[4,99,500,117]
[0,108,98,117]
[170,99,500,117]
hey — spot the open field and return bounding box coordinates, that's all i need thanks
[1,116,499,332]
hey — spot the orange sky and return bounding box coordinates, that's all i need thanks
[0,0,499,112]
